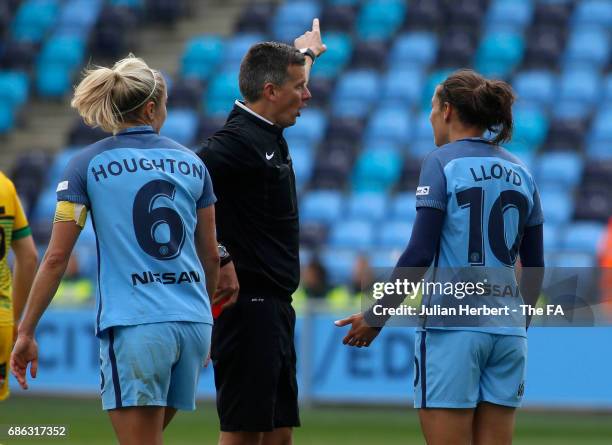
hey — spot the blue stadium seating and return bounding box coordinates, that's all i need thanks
[36,62,71,97]
[284,108,327,146]
[55,0,102,37]
[357,0,407,41]
[346,192,388,221]
[513,70,556,107]
[536,152,583,189]
[329,219,374,250]
[38,35,85,69]
[320,248,358,284]
[378,220,413,249]
[0,71,29,108]
[181,36,224,82]
[204,70,241,116]
[422,69,455,110]
[475,31,525,78]
[364,106,412,145]
[222,33,265,71]
[543,225,561,251]
[381,68,423,106]
[564,27,610,69]
[509,105,549,151]
[332,70,380,118]
[311,33,353,79]
[550,251,595,267]
[160,109,198,147]
[559,69,599,106]
[272,1,321,43]
[589,107,612,144]
[301,191,344,224]
[586,142,612,160]
[486,0,534,31]
[539,189,573,225]
[561,222,606,253]
[291,145,314,189]
[572,0,612,27]
[391,193,417,221]
[369,248,402,269]
[352,148,402,192]
[388,32,438,69]
[0,101,15,134]
[12,0,60,43]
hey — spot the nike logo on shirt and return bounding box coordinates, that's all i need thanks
[266,152,275,160]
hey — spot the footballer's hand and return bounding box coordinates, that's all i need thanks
[294,18,327,57]
[10,334,38,390]
[334,313,380,347]
[212,260,239,310]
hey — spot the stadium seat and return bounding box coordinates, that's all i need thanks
[539,189,573,225]
[381,68,423,107]
[320,248,358,285]
[391,192,417,221]
[545,118,588,150]
[357,0,407,41]
[485,0,534,31]
[167,78,203,110]
[550,252,595,268]
[332,70,380,118]
[533,1,571,28]
[312,33,353,79]
[559,69,600,107]
[389,32,438,70]
[326,117,365,142]
[146,0,186,24]
[38,35,85,69]
[0,71,29,108]
[222,33,265,71]
[299,221,328,248]
[586,142,612,160]
[11,0,60,43]
[90,5,138,59]
[523,25,565,69]
[181,36,224,82]
[364,106,412,145]
[378,220,413,249]
[272,1,321,43]
[346,192,388,222]
[284,108,327,146]
[543,225,561,251]
[0,40,37,70]
[36,62,72,98]
[160,109,198,147]
[589,107,612,143]
[349,40,388,70]
[301,190,344,224]
[306,77,334,108]
[564,27,610,69]
[204,70,241,116]
[329,219,375,250]
[574,185,612,222]
[535,152,583,189]
[0,101,15,134]
[321,4,356,32]
[291,145,314,189]
[55,0,102,37]
[510,105,549,150]
[352,149,402,192]
[561,222,606,253]
[369,248,402,269]
[475,31,525,79]
[513,70,556,107]
[572,0,612,28]
[310,140,355,190]
[447,0,486,29]
[403,0,443,30]
[235,2,273,33]
[436,27,477,68]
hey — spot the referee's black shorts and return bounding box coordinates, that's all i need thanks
[211,294,300,432]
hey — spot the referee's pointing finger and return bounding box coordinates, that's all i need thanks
[312,18,320,33]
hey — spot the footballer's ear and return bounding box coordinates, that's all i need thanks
[261,82,277,102]
[442,102,452,122]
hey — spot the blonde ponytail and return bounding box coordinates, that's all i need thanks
[71,55,164,134]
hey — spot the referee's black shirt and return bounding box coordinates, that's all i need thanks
[198,102,299,301]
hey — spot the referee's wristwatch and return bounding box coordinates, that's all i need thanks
[300,47,317,64]
[218,244,232,268]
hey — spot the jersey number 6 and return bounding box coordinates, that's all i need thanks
[133,180,186,260]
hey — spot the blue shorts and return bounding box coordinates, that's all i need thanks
[99,321,212,411]
[414,330,527,409]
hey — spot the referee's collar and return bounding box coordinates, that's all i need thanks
[233,100,283,136]
[116,125,156,136]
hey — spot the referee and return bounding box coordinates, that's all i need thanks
[199,20,326,445]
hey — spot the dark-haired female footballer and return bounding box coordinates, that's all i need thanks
[337,69,544,445]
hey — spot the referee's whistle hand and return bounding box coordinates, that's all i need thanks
[212,261,239,309]
[335,313,380,348]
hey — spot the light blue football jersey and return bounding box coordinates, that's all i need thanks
[416,138,544,336]
[57,126,216,335]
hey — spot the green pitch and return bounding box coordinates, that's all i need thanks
[1,396,611,444]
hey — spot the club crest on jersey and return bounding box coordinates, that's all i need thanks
[416,186,430,196]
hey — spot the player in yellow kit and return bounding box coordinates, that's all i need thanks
[0,171,38,400]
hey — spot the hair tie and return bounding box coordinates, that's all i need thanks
[119,68,158,115]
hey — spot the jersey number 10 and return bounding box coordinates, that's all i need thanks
[456,187,528,267]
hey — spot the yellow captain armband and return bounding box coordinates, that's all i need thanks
[54,201,88,228]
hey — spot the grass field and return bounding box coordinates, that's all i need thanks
[1,396,611,444]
